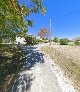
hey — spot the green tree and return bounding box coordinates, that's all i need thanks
[53,36,58,43]
[0,0,46,43]
[25,35,37,45]
[60,38,69,45]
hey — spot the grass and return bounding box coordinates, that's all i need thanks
[41,45,80,92]
[0,44,24,92]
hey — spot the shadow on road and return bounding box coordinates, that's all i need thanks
[11,45,44,92]
[22,46,44,70]
[11,73,34,92]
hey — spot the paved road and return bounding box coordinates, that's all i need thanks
[11,45,62,92]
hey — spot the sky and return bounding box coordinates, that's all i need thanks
[19,0,80,39]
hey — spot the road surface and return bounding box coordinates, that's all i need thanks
[11,45,75,92]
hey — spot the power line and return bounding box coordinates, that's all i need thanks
[53,10,80,20]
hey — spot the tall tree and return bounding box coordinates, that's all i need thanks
[38,28,49,40]
[0,0,46,43]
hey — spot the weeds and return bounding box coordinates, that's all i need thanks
[0,44,24,92]
[41,46,80,92]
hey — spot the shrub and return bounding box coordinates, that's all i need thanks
[25,35,38,45]
[74,41,80,46]
[60,38,69,45]
[36,39,43,43]
[53,36,58,43]
[68,42,75,46]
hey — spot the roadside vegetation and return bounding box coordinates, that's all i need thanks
[0,44,24,91]
[41,45,80,92]
[53,36,58,43]
[74,41,80,46]
[25,35,45,45]
[60,38,69,45]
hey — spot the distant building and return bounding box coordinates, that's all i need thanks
[72,37,80,42]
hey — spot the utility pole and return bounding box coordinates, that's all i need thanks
[50,18,52,45]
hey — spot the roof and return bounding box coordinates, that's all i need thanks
[72,37,80,41]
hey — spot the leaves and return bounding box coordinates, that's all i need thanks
[38,28,49,40]
[53,36,58,43]
[0,0,46,43]
[27,20,33,27]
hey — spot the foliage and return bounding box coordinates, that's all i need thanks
[25,35,46,45]
[25,35,37,45]
[0,0,46,43]
[38,28,49,40]
[53,36,58,43]
[68,42,75,46]
[74,41,80,46]
[37,39,45,43]
[60,38,69,45]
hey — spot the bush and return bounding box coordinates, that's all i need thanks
[25,35,38,45]
[74,41,80,46]
[53,36,58,43]
[60,38,69,45]
[68,42,75,46]
[36,39,43,43]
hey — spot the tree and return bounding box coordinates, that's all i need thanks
[25,35,37,45]
[53,36,58,43]
[60,38,69,45]
[38,28,49,40]
[0,0,46,43]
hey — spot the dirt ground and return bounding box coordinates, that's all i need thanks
[41,45,80,92]
[51,45,80,66]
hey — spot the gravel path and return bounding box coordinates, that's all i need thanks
[11,45,75,92]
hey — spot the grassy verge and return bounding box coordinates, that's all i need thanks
[41,46,80,92]
[0,44,24,92]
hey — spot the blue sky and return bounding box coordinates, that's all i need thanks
[19,0,80,39]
